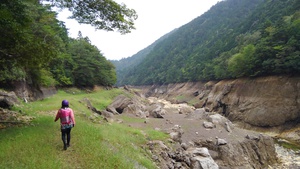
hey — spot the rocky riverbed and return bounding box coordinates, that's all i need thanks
[271,144,300,169]
[102,90,300,169]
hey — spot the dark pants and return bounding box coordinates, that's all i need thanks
[61,128,72,146]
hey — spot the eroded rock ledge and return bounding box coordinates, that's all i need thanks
[148,134,277,169]
[136,76,300,144]
[102,88,279,168]
[81,75,299,168]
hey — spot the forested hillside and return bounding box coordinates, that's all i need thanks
[110,30,176,86]
[114,0,300,86]
[0,0,137,89]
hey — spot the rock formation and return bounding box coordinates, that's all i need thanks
[0,91,19,109]
[137,76,300,143]
[11,80,57,101]
[105,88,280,168]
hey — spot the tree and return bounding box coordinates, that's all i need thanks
[68,36,116,87]
[228,44,256,77]
[0,0,67,86]
[0,0,29,82]
[0,0,122,87]
[46,0,138,34]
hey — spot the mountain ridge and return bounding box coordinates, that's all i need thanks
[113,0,300,86]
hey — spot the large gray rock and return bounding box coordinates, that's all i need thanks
[178,104,195,115]
[169,125,184,143]
[203,121,215,129]
[207,114,229,125]
[185,108,211,120]
[106,95,133,114]
[0,91,19,109]
[123,104,148,118]
[217,134,277,168]
[106,94,167,118]
[187,147,219,169]
[145,103,165,118]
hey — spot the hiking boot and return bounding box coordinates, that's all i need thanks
[64,145,67,150]
[67,144,70,147]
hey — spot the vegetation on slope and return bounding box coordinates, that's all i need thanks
[0,0,136,88]
[115,0,300,86]
[111,30,177,86]
[0,89,168,169]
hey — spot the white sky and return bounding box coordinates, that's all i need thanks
[57,0,220,60]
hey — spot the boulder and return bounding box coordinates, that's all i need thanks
[217,134,277,168]
[0,91,19,109]
[169,125,184,143]
[106,95,133,114]
[203,121,215,129]
[100,110,114,119]
[123,104,148,118]
[187,147,219,169]
[178,104,194,115]
[146,103,165,118]
[216,138,227,146]
[185,108,210,120]
[207,114,228,125]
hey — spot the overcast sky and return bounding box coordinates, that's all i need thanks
[57,0,220,60]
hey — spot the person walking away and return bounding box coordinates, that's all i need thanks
[54,100,76,150]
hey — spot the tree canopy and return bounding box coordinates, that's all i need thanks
[46,0,138,34]
[0,0,123,88]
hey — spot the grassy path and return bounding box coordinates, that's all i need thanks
[0,89,164,169]
[0,116,63,168]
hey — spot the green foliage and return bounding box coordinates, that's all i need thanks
[114,0,300,86]
[0,0,30,82]
[0,0,118,88]
[49,53,74,86]
[0,89,160,168]
[111,30,177,86]
[228,44,256,77]
[67,36,117,87]
[37,69,57,87]
[0,0,68,86]
[0,116,63,168]
[47,0,138,34]
[0,59,26,82]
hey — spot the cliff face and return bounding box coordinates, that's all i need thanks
[139,76,300,142]
[12,81,57,101]
[205,76,300,127]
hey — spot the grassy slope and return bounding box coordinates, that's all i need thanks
[0,88,167,169]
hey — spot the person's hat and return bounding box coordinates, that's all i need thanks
[62,100,69,107]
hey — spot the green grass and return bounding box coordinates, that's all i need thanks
[275,139,300,151]
[0,116,62,169]
[0,89,164,169]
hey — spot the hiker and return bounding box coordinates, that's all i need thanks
[54,100,76,150]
